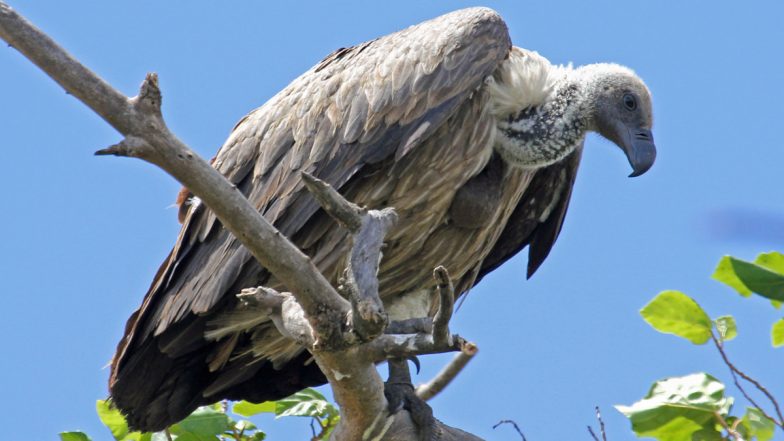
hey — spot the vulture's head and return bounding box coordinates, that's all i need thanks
[580,64,656,177]
[492,56,656,177]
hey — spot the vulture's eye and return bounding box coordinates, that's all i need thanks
[623,94,637,111]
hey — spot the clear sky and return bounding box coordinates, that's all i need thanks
[2,1,783,440]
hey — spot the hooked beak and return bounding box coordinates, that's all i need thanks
[617,124,656,177]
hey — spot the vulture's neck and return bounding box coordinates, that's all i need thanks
[488,48,587,169]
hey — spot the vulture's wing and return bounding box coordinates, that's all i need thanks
[477,143,584,281]
[111,7,511,430]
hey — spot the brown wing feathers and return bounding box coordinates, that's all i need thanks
[477,144,584,282]
[110,8,512,431]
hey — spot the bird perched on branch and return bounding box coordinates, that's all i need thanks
[110,7,656,431]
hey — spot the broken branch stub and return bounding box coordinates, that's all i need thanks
[432,266,455,346]
[417,342,478,401]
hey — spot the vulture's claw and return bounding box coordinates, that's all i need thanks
[384,358,434,441]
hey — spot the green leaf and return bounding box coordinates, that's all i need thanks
[166,433,201,441]
[250,433,266,441]
[169,406,231,439]
[232,400,276,417]
[690,427,725,441]
[275,389,338,420]
[772,319,784,348]
[318,414,340,440]
[755,251,784,274]
[714,256,784,302]
[732,257,784,302]
[713,255,753,297]
[125,433,152,441]
[616,373,733,441]
[234,420,257,432]
[96,400,130,440]
[60,432,92,441]
[742,407,775,441]
[714,315,737,342]
[95,400,152,441]
[640,291,713,344]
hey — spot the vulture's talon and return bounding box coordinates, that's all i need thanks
[408,356,421,374]
[384,358,434,441]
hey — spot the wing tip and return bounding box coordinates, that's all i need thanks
[526,257,544,279]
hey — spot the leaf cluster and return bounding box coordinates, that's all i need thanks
[619,252,784,441]
[60,388,339,441]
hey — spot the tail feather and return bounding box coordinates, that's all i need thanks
[110,329,327,432]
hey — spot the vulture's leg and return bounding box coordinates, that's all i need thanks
[384,358,434,441]
[384,317,432,334]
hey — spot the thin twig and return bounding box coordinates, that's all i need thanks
[587,426,600,441]
[416,342,478,401]
[714,411,743,440]
[594,406,607,441]
[711,332,784,427]
[309,418,317,440]
[492,420,527,441]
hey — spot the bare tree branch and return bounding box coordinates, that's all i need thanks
[711,332,784,429]
[301,171,395,343]
[417,342,478,401]
[237,287,315,347]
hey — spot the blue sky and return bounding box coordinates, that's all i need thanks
[2,1,783,440]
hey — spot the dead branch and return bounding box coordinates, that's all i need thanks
[0,4,481,439]
[302,171,395,343]
[301,172,364,232]
[417,342,478,401]
[432,266,455,346]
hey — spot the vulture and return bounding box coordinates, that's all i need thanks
[110,7,656,430]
